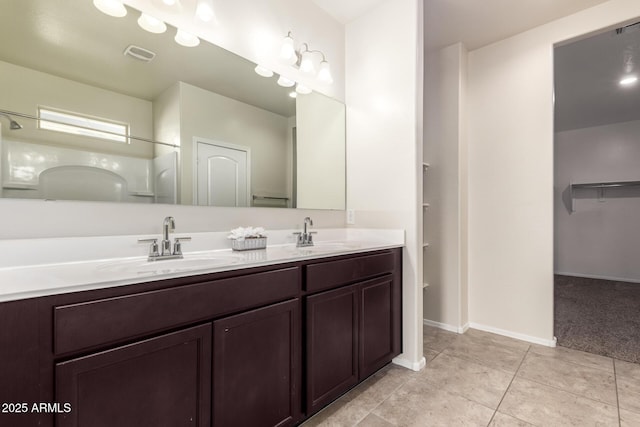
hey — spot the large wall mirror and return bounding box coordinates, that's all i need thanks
[0,0,346,210]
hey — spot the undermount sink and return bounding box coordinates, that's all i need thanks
[97,253,243,274]
[289,241,363,253]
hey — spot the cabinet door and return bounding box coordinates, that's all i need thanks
[305,285,358,415]
[213,299,301,427]
[359,274,400,379]
[55,323,212,427]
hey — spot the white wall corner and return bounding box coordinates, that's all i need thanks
[423,318,466,334]
[469,322,557,347]
[392,355,426,372]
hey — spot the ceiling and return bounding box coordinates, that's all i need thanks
[314,0,610,50]
[423,0,610,51]
[310,0,388,24]
[555,22,640,132]
[0,0,296,117]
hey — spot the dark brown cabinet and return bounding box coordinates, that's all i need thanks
[305,285,359,413]
[304,249,402,417]
[359,275,401,379]
[0,248,401,427]
[213,299,300,427]
[55,324,212,427]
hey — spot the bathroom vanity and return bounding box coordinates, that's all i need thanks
[0,238,402,427]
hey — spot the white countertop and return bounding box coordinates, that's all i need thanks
[0,228,404,302]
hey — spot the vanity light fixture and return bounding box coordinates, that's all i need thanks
[280,32,297,65]
[295,83,312,95]
[317,60,333,84]
[93,0,127,18]
[277,76,295,88]
[619,75,638,86]
[175,29,200,47]
[254,65,274,78]
[137,13,167,34]
[152,0,182,13]
[299,48,316,75]
[195,0,215,22]
[279,31,333,85]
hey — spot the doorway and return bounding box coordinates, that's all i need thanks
[553,20,640,363]
[194,139,251,207]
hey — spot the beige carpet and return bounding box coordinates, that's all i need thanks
[555,274,640,364]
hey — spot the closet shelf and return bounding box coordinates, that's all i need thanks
[569,180,640,213]
[571,180,640,190]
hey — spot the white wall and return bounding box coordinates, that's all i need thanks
[179,82,289,206]
[346,0,423,370]
[296,91,346,210]
[467,0,640,344]
[123,0,345,101]
[0,0,347,239]
[423,43,469,332]
[555,119,640,282]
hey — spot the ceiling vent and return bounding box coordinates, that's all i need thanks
[123,45,156,62]
[615,22,640,35]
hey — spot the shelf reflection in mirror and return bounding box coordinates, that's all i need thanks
[0,0,345,210]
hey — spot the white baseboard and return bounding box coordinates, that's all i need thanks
[469,322,557,347]
[392,355,426,371]
[555,271,640,284]
[423,318,468,334]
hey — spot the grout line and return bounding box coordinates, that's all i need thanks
[534,344,616,374]
[516,374,618,407]
[486,344,531,427]
[363,370,415,427]
[614,359,622,427]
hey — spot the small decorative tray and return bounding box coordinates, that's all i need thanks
[231,237,267,251]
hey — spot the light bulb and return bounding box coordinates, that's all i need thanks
[137,13,167,33]
[289,91,297,98]
[318,60,333,84]
[299,51,315,75]
[175,29,200,47]
[163,0,176,5]
[280,34,297,65]
[620,75,638,86]
[295,83,312,95]
[196,0,215,22]
[254,65,274,78]
[93,0,127,17]
[277,76,295,88]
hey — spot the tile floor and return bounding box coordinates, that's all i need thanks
[301,326,640,427]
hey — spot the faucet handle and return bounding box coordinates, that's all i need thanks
[138,238,159,257]
[173,237,191,256]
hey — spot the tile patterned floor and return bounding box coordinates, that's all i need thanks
[301,326,640,427]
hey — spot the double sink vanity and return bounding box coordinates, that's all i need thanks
[0,223,404,427]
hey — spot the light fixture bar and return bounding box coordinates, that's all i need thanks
[175,29,200,47]
[196,0,215,22]
[93,0,127,17]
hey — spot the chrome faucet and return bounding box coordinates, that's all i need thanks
[294,216,316,247]
[161,216,175,256]
[138,216,191,261]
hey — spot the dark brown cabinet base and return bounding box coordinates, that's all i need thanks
[213,299,301,427]
[306,285,359,413]
[0,248,401,427]
[56,324,212,427]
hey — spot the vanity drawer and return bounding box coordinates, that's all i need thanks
[53,267,299,355]
[305,251,396,293]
